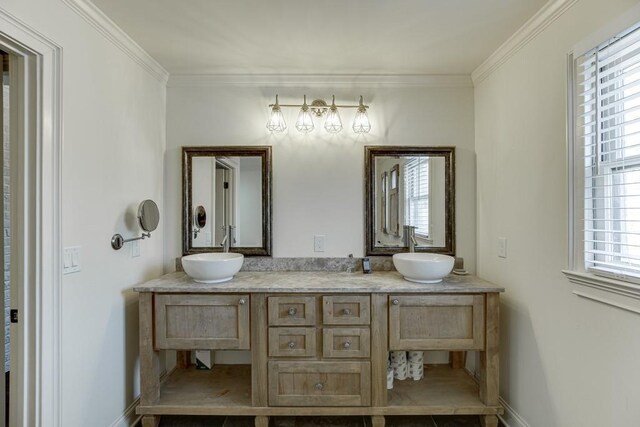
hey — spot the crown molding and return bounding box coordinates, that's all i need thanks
[472,0,579,85]
[60,0,169,84]
[167,74,473,88]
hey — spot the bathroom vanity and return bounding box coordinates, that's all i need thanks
[134,271,504,427]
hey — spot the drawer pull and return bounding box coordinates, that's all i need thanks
[238,298,247,305]
[288,341,296,349]
[342,308,352,316]
[314,382,324,391]
[288,307,297,316]
[343,341,351,349]
[392,299,400,305]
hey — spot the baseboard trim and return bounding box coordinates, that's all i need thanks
[498,397,530,427]
[467,368,529,427]
[109,398,141,427]
[109,369,171,427]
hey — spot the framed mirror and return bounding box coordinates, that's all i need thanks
[365,146,455,256]
[183,146,272,256]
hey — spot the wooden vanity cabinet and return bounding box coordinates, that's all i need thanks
[389,295,485,350]
[136,275,503,427]
[155,294,250,349]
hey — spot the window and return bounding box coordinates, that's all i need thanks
[404,157,429,238]
[574,23,640,284]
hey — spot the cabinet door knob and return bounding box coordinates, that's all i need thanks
[314,382,324,391]
[342,308,352,316]
[287,307,297,316]
[238,298,246,305]
[288,341,296,349]
[343,341,351,349]
[392,299,400,305]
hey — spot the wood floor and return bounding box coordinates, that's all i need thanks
[149,415,504,426]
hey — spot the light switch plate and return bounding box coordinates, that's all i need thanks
[498,237,507,258]
[63,246,81,274]
[132,240,140,258]
[314,235,325,252]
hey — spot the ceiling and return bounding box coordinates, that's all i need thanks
[91,0,548,75]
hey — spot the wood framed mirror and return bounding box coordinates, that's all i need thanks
[365,146,455,256]
[182,146,272,256]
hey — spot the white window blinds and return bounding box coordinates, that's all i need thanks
[577,23,640,281]
[404,157,429,237]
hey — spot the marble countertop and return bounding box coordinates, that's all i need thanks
[133,271,504,293]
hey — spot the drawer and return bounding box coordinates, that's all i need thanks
[268,296,316,326]
[155,294,250,350]
[323,295,370,325]
[389,295,485,350]
[268,361,371,407]
[268,327,317,357]
[322,328,370,358]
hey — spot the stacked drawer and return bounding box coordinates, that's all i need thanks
[267,295,371,406]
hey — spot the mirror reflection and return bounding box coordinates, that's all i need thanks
[183,147,272,256]
[365,146,455,256]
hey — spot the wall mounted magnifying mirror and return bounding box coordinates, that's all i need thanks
[183,146,272,256]
[365,146,455,256]
[111,199,160,250]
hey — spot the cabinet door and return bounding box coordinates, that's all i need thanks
[389,295,484,350]
[155,294,250,350]
[268,361,371,407]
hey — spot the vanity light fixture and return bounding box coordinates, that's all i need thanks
[295,95,314,133]
[353,96,371,134]
[323,95,342,133]
[266,95,287,133]
[267,94,370,134]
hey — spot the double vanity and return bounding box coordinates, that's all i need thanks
[135,144,503,426]
[134,271,504,427]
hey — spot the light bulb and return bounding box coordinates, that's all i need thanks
[324,95,342,133]
[266,95,287,133]
[295,95,315,133]
[352,96,371,133]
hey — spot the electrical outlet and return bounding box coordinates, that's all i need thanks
[498,237,507,258]
[314,235,325,252]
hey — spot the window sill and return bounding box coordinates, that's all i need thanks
[562,270,640,314]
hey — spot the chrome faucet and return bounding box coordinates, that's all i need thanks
[220,226,230,253]
[404,225,418,252]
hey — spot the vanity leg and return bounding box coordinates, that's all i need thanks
[480,415,498,427]
[479,293,500,407]
[255,415,269,427]
[371,415,385,427]
[141,415,160,427]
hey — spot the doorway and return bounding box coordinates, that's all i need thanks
[0,17,63,427]
[0,49,10,427]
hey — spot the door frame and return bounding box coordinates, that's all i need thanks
[0,8,63,427]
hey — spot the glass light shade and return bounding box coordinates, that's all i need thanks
[266,103,287,133]
[324,96,342,133]
[353,107,371,133]
[295,96,315,133]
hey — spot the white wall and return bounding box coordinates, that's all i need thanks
[0,1,166,426]
[474,1,640,426]
[165,84,476,271]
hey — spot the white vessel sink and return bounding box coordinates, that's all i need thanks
[182,252,244,284]
[392,253,455,284]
